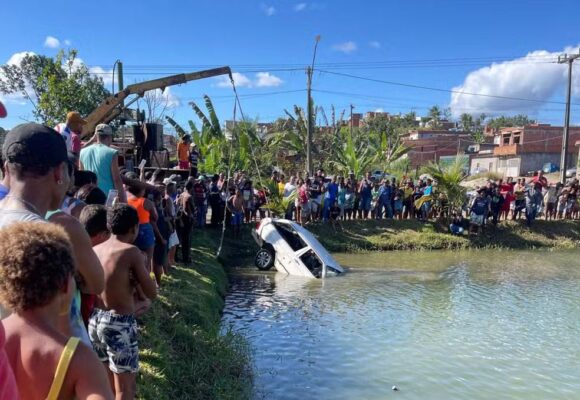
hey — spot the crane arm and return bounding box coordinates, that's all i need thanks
[81,66,231,138]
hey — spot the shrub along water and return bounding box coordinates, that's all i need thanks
[137,232,252,400]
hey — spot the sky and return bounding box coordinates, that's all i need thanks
[1,0,580,130]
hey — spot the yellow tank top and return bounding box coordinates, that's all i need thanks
[46,337,80,400]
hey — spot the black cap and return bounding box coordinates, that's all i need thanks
[3,123,68,174]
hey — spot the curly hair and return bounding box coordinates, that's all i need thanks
[0,222,74,313]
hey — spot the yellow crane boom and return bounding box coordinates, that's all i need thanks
[81,66,231,138]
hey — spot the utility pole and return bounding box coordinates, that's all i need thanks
[350,104,355,137]
[306,35,321,176]
[558,50,580,184]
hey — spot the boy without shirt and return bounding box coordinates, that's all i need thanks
[89,204,157,400]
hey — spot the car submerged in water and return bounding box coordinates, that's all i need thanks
[251,218,344,279]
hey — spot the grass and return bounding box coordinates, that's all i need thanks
[306,218,580,252]
[137,230,253,400]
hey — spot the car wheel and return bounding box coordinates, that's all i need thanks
[255,247,274,271]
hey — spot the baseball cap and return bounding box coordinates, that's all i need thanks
[66,111,87,125]
[3,123,68,173]
[95,123,113,135]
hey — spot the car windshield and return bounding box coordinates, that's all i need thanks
[273,222,307,251]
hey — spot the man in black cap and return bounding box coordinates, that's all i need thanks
[0,123,104,324]
[0,123,70,224]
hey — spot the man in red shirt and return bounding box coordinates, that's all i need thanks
[532,170,548,188]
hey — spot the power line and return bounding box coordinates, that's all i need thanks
[317,69,580,107]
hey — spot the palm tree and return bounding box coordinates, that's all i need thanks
[428,105,442,129]
[460,113,474,132]
[259,180,296,218]
[421,158,467,220]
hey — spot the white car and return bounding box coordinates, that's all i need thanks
[251,218,344,279]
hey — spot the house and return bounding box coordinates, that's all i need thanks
[469,124,580,177]
[402,130,474,169]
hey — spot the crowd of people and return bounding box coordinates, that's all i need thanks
[0,111,579,399]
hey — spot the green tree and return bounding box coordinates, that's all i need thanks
[421,158,467,220]
[0,50,109,126]
[427,105,442,129]
[486,114,535,130]
[329,126,377,178]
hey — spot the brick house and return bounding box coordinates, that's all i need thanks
[469,124,580,177]
[402,130,474,169]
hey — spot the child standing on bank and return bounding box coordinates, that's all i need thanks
[89,204,157,399]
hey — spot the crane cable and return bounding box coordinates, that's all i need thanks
[216,71,269,257]
[216,74,237,258]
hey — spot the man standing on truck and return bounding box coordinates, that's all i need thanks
[189,143,201,178]
[80,124,126,203]
[177,135,191,170]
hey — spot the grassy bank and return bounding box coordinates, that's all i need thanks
[137,231,252,400]
[307,219,580,252]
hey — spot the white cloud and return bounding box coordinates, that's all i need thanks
[261,4,276,16]
[294,3,307,11]
[449,45,580,117]
[88,66,115,86]
[374,108,384,113]
[156,87,180,108]
[255,72,283,87]
[64,39,72,46]
[44,36,60,48]
[215,72,284,89]
[332,41,357,54]
[215,72,253,88]
[369,41,381,49]
[1,52,37,105]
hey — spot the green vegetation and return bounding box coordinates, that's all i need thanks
[421,158,467,216]
[137,231,252,400]
[465,171,504,182]
[0,50,109,126]
[306,219,580,252]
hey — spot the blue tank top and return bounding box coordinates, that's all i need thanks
[80,144,117,195]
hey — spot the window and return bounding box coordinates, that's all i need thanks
[273,222,307,251]
[513,133,521,144]
[300,250,323,278]
[503,134,510,145]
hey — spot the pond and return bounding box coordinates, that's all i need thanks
[221,250,580,400]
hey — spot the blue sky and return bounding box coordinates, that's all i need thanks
[1,0,580,130]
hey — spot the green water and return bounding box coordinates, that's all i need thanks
[222,250,580,400]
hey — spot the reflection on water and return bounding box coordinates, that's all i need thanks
[222,250,580,400]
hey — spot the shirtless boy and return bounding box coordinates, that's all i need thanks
[0,222,113,400]
[89,204,157,400]
[227,188,245,237]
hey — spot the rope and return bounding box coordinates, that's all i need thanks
[216,75,237,258]
[230,78,269,196]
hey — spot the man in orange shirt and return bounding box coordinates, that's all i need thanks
[177,135,191,170]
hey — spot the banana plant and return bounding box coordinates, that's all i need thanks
[329,127,377,178]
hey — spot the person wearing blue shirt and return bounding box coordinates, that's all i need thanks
[323,176,339,221]
[377,180,393,219]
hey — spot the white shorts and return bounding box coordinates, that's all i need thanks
[168,231,179,248]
